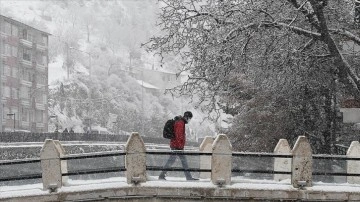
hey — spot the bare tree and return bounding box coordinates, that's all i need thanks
[145,0,360,152]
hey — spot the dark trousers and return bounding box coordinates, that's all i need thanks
[159,149,193,179]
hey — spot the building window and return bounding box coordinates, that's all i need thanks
[43,55,47,65]
[22,108,29,122]
[12,25,18,36]
[11,46,17,57]
[3,65,11,76]
[35,110,43,122]
[20,86,30,99]
[22,29,33,41]
[36,52,46,65]
[41,35,47,46]
[29,110,33,122]
[11,108,18,120]
[4,44,11,56]
[3,106,9,119]
[35,92,44,104]
[12,67,18,78]
[23,48,31,61]
[4,21,11,35]
[11,88,18,99]
[21,68,33,82]
[3,86,10,97]
[37,73,46,84]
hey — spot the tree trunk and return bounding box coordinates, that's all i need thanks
[310,1,360,98]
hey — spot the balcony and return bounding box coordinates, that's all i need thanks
[21,59,32,67]
[36,122,44,128]
[20,38,32,48]
[1,95,7,102]
[20,99,30,106]
[35,103,45,110]
[21,121,30,127]
[20,79,32,87]
[1,53,6,60]
[0,31,8,37]
[36,43,47,51]
[36,83,46,89]
[36,63,46,72]
[1,75,7,83]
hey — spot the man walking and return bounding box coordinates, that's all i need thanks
[159,111,198,181]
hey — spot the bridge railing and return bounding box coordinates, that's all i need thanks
[1,134,360,192]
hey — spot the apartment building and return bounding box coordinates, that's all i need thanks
[0,15,49,132]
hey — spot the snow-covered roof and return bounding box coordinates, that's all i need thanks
[136,80,159,89]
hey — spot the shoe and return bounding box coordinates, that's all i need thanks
[186,177,199,181]
[158,175,166,180]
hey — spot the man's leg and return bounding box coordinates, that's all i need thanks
[158,152,177,179]
[178,152,196,180]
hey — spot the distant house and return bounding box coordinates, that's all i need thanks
[131,67,182,90]
[0,15,50,132]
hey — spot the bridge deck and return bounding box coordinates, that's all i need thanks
[1,176,360,201]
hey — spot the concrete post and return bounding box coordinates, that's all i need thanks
[54,140,68,185]
[40,139,62,191]
[273,139,291,181]
[211,134,232,186]
[347,141,360,184]
[125,132,146,184]
[199,136,214,179]
[291,136,312,188]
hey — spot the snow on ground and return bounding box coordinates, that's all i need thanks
[48,55,67,84]
[1,176,360,199]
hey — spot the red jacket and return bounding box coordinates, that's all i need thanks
[170,118,186,149]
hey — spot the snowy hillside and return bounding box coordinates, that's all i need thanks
[0,0,216,139]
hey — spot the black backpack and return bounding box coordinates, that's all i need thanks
[163,116,180,139]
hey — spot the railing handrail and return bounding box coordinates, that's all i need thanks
[0,158,41,166]
[313,154,360,160]
[61,150,126,160]
[63,166,126,176]
[146,150,213,156]
[0,173,42,182]
[232,152,293,158]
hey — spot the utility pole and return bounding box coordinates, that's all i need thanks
[66,42,70,79]
[0,37,3,132]
[355,0,360,23]
[89,53,91,78]
[141,70,144,136]
[0,92,2,132]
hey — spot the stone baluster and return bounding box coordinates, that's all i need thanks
[199,136,214,179]
[273,139,292,181]
[125,132,146,184]
[54,140,68,185]
[291,136,312,188]
[347,141,360,184]
[211,134,232,186]
[40,139,62,192]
